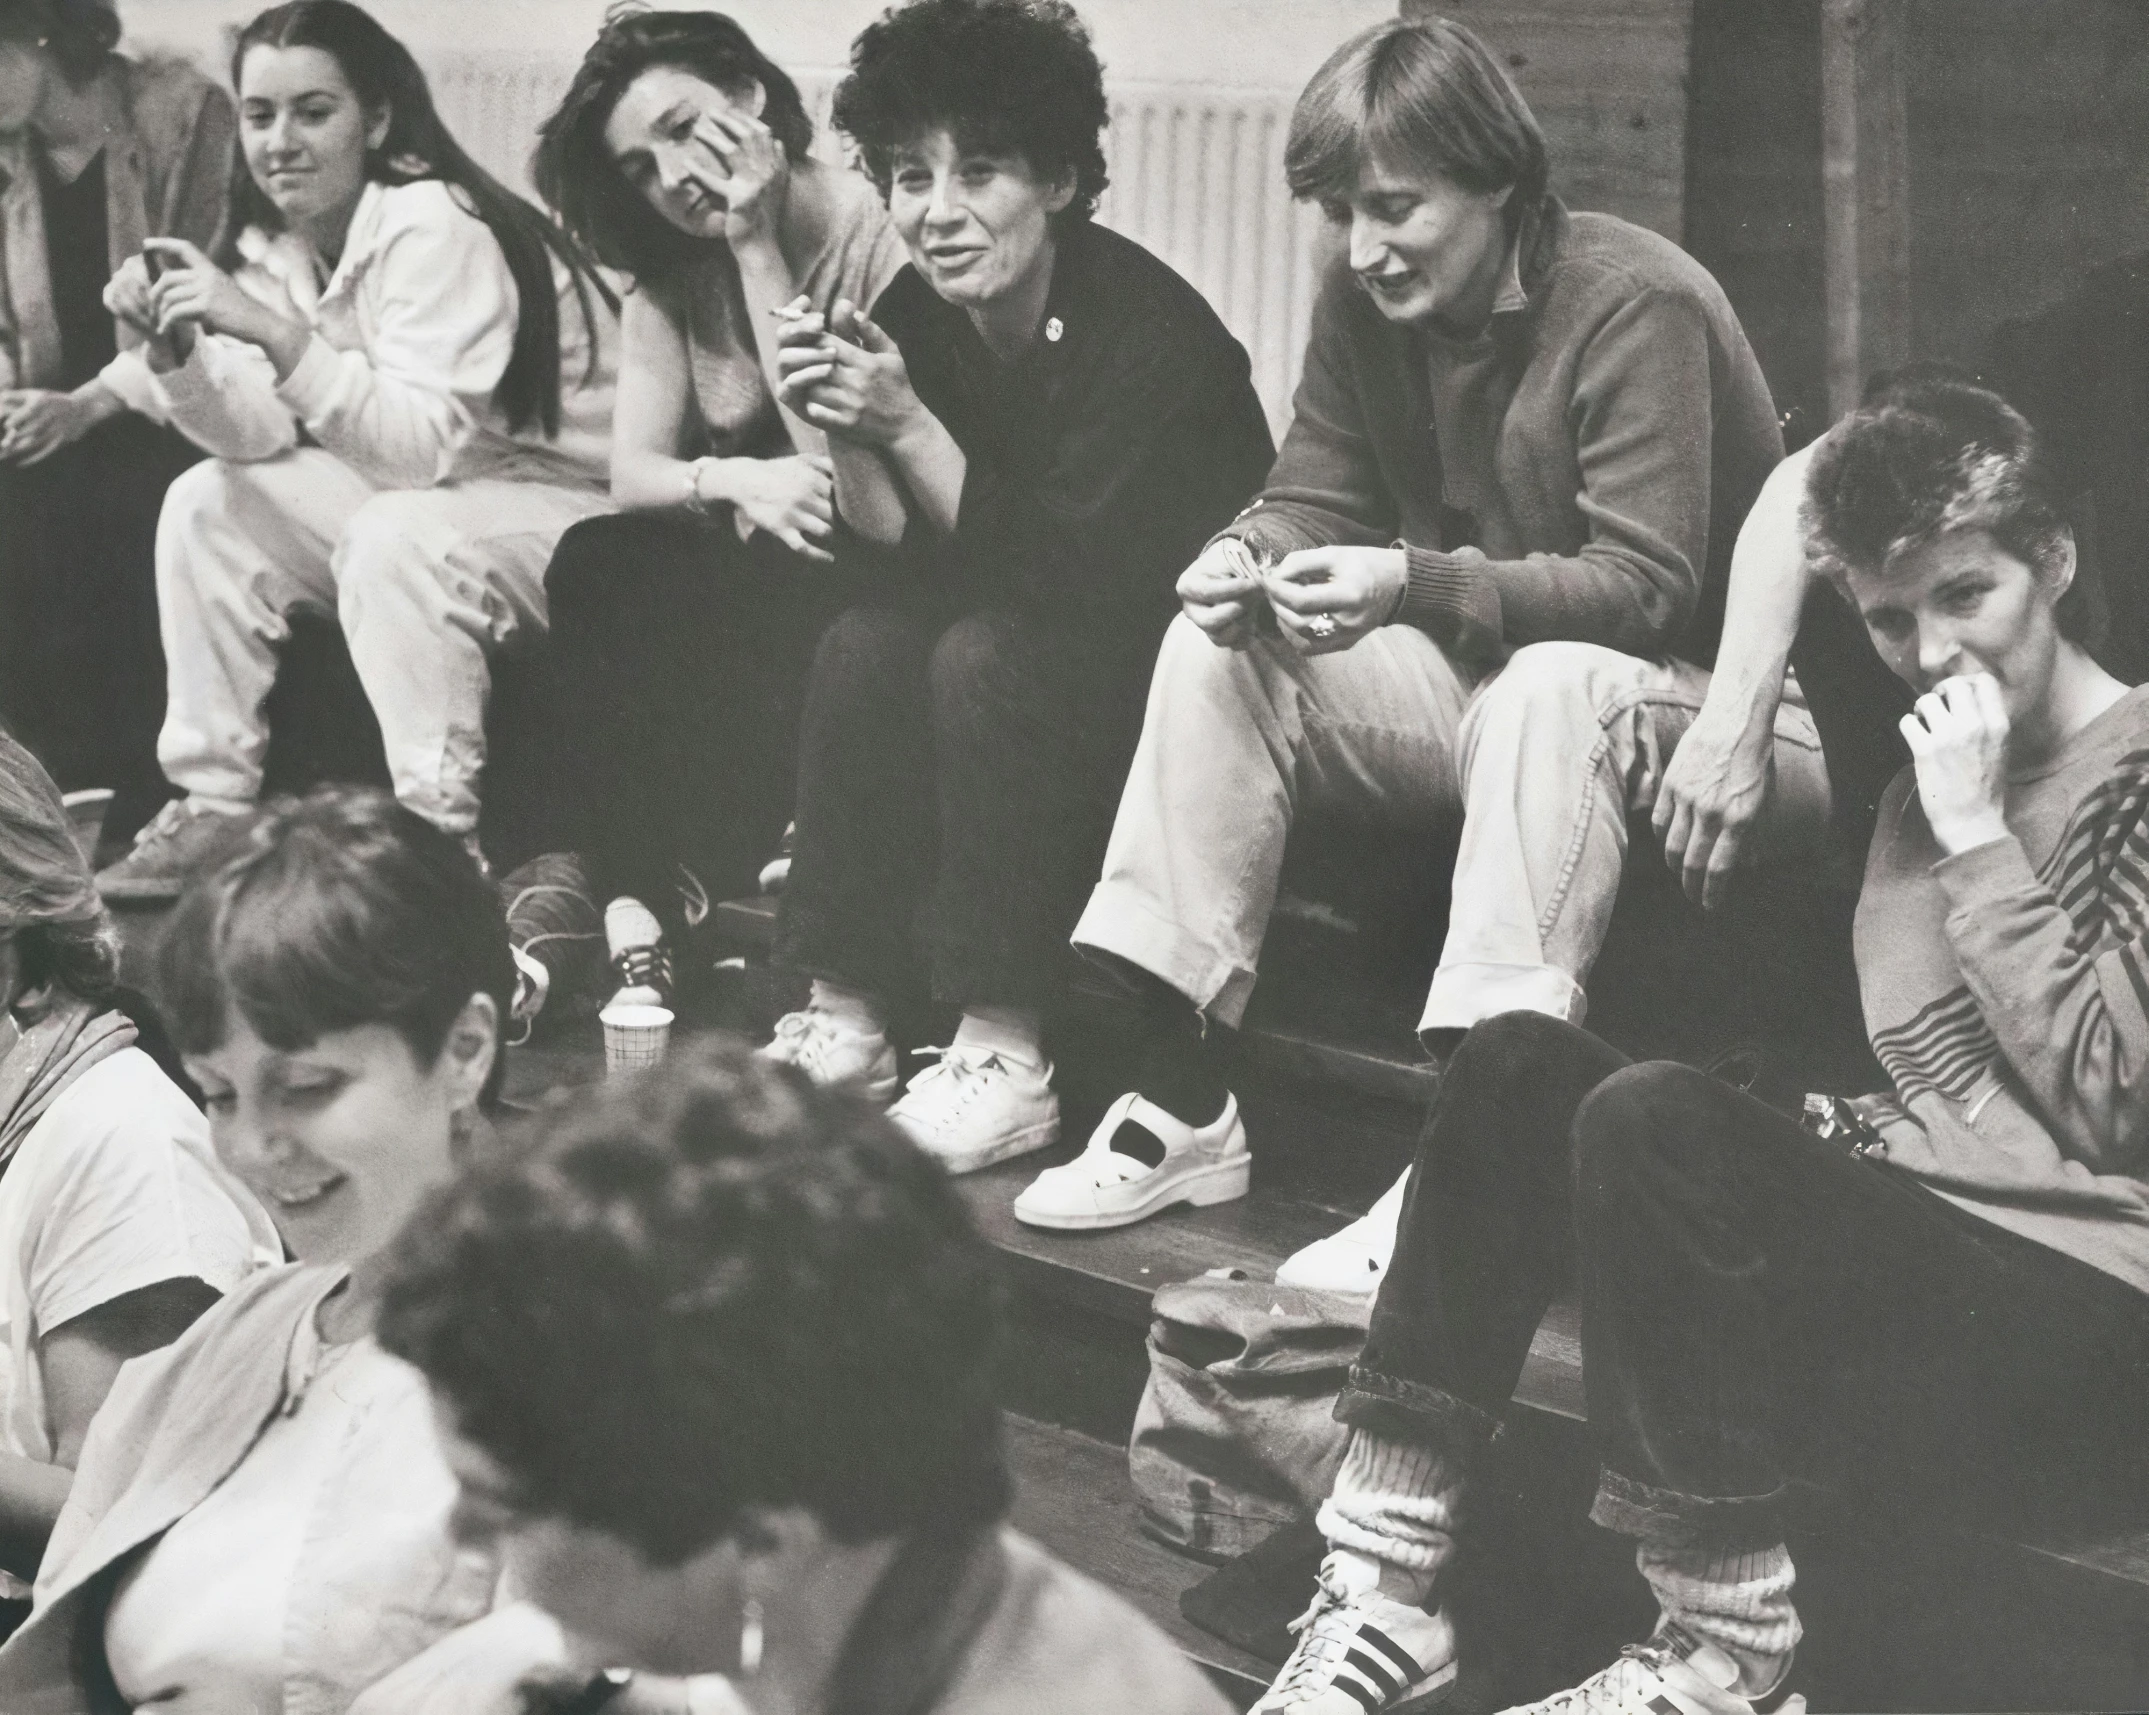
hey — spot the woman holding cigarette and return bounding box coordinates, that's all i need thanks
[90,0,620,901]
[760,0,1271,1173]
[530,9,909,1012]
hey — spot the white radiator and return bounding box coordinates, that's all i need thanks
[427,50,1318,436]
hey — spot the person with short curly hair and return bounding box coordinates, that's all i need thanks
[0,0,233,835]
[0,734,277,1634]
[378,1034,1231,1715]
[1242,379,2149,1714]
[763,0,1274,1181]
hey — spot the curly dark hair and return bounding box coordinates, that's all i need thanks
[377,1037,1010,1565]
[0,0,121,86]
[1803,377,2087,640]
[833,0,1109,229]
[156,786,515,1107]
[534,8,815,278]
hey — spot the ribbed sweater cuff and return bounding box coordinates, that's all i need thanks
[1394,545,1502,649]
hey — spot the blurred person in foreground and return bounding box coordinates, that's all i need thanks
[378,1034,1234,1715]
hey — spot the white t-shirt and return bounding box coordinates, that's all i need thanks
[0,1045,280,1599]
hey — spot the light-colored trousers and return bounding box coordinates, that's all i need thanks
[1072,617,1832,1037]
[155,448,611,836]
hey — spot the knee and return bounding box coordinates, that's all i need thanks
[155,460,249,569]
[928,612,1027,730]
[1473,640,1630,727]
[335,491,451,601]
[1442,1010,1590,1101]
[1573,1060,1727,1216]
[542,514,631,612]
[809,605,931,710]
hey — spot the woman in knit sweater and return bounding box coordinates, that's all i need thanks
[1245,379,2149,1715]
[1051,14,1830,1240]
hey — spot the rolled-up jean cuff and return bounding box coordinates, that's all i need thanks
[1337,1366,1501,1462]
[1589,1467,1788,1551]
[1070,883,1259,1027]
[1419,961,1586,1038]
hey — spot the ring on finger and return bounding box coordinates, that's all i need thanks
[1305,614,1338,640]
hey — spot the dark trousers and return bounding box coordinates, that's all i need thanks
[1343,1013,2149,1547]
[544,511,863,928]
[775,601,1155,1010]
[0,415,200,826]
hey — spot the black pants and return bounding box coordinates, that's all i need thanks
[544,511,865,927]
[775,601,1155,1010]
[1344,1013,2149,1547]
[0,415,200,825]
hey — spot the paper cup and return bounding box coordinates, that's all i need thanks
[600,1003,673,1075]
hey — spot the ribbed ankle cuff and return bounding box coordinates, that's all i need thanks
[1316,1428,1463,1580]
[1641,1538,1803,1663]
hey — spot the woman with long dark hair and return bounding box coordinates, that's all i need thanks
[0,0,231,838]
[524,9,908,1014]
[92,0,621,899]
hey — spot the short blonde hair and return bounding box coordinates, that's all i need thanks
[1285,16,1547,233]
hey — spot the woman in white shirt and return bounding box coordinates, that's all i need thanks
[0,732,277,1628]
[0,786,724,1712]
[91,0,621,901]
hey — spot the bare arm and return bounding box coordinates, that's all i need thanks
[1653,441,1822,907]
[0,1276,221,1581]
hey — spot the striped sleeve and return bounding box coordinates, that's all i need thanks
[1937,819,2149,1175]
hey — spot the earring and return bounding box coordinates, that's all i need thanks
[738,1597,764,1677]
[449,1104,478,1152]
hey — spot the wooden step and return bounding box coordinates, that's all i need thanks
[1005,1412,1268,1708]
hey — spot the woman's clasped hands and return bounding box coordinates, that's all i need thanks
[102,238,310,376]
[1178,539,1408,654]
[773,293,925,450]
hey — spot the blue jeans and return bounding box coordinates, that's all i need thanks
[1342,1013,2149,1548]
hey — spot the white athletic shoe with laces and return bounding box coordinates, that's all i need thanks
[1251,1551,1456,1714]
[1276,1165,1411,1297]
[1495,1624,1802,1715]
[889,1045,1059,1174]
[1013,1090,1250,1229]
[759,1007,900,1103]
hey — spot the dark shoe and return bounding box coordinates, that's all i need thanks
[95,799,247,904]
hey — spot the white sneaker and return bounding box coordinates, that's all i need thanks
[760,1007,900,1103]
[1252,1551,1456,1714]
[1495,1624,1802,1715]
[889,1046,1059,1174]
[1012,1090,1249,1230]
[1276,1166,1411,1297]
[604,896,672,1009]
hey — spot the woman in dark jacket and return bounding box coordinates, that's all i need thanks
[764,0,1273,1181]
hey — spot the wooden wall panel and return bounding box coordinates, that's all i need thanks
[1402,0,1694,242]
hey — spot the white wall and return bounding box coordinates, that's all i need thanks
[115,0,1393,93]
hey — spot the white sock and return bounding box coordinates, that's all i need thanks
[953,1006,1045,1071]
[809,979,887,1037]
[187,794,251,819]
[1315,1428,1463,1605]
[1641,1538,1801,1676]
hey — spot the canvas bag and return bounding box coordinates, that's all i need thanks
[1130,1267,1373,1561]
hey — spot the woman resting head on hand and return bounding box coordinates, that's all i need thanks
[378,1037,1235,1715]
